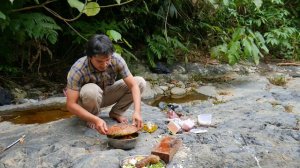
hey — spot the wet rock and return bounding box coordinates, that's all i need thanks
[175,81,185,89]
[143,72,159,81]
[153,86,164,95]
[159,86,168,91]
[173,74,189,82]
[172,65,186,74]
[195,86,218,98]
[150,62,171,74]
[11,88,27,103]
[170,87,186,96]
[27,89,43,99]
[1,63,300,168]
[0,87,12,106]
[158,102,167,110]
[141,82,156,100]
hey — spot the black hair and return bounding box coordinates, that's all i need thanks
[85,34,115,57]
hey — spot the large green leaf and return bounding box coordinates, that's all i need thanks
[210,44,227,59]
[242,38,252,57]
[0,11,6,20]
[254,32,265,44]
[232,28,245,42]
[251,42,260,65]
[114,44,123,54]
[228,41,241,64]
[254,32,269,53]
[83,2,100,16]
[67,0,84,12]
[106,30,122,42]
[229,41,241,55]
[228,53,237,65]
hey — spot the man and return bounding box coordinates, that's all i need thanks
[66,34,146,135]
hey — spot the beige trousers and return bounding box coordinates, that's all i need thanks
[79,76,146,116]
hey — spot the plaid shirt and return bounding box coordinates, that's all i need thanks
[67,53,131,91]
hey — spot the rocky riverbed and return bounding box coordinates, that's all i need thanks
[0,62,299,168]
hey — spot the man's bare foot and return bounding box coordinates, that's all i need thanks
[109,113,128,123]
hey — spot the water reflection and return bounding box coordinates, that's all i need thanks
[0,109,73,124]
[0,92,209,124]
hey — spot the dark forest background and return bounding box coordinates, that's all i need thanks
[0,0,299,84]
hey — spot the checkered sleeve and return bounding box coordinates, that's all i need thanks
[67,67,84,91]
[115,53,132,78]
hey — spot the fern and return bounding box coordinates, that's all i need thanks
[146,34,188,67]
[10,13,61,44]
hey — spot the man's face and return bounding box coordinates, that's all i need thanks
[90,55,111,71]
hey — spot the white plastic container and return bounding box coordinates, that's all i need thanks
[197,114,212,125]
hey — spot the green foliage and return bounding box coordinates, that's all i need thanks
[146,34,188,67]
[106,29,137,62]
[69,20,125,44]
[107,30,122,42]
[199,0,300,64]
[0,11,6,20]
[0,12,61,73]
[67,0,85,12]
[0,0,299,77]
[66,19,138,63]
[265,27,300,60]
[211,27,268,65]
[83,2,100,16]
[7,13,61,44]
[0,65,20,76]
[118,0,191,66]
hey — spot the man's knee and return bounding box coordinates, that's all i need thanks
[80,83,103,101]
[134,76,146,93]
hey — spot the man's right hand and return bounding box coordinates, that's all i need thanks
[94,118,108,135]
[66,88,108,135]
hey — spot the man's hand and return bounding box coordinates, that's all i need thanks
[132,112,143,130]
[94,118,108,135]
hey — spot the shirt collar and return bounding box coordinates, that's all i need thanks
[87,57,98,73]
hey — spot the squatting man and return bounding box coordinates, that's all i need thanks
[65,34,146,135]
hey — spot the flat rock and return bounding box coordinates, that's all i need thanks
[0,67,299,168]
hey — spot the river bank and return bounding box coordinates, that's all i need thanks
[0,62,299,168]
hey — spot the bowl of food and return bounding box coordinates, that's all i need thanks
[107,132,139,150]
[107,123,139,150]
[120,155,166,168]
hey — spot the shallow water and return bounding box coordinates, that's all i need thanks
[0,93,208,125]
[0,109,73,124]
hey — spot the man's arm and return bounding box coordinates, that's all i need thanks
[66,88,108,134]
[123,75,143,129]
